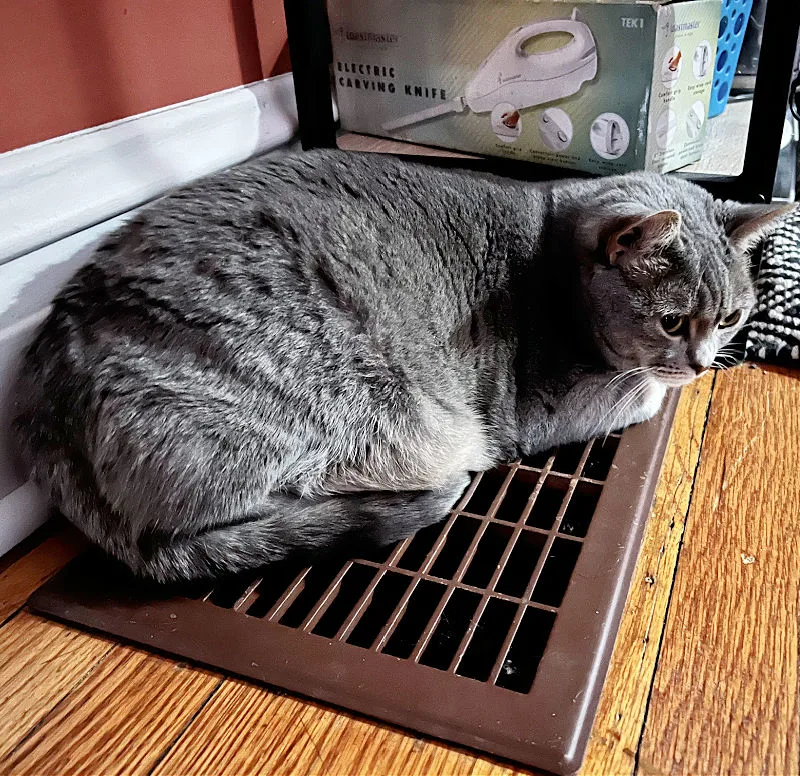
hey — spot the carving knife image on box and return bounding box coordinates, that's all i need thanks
[382,8,597,134]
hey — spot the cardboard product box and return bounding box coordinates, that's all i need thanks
[329,0,722,175]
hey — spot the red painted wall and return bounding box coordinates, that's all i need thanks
[0,0,289,154]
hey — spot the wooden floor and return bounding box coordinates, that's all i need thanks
[1,365,798,776]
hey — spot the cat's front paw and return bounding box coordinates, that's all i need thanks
[601,378,667,436]
[630,380,667,424]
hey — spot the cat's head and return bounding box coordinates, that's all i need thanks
[575,174,794,386]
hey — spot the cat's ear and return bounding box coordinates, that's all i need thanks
[720,201,796,254]
[606,210,681,272]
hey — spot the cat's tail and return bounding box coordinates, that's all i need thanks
[136,479,468,583]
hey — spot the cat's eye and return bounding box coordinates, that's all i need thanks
[718,310,742,329]
[660,314,687,336]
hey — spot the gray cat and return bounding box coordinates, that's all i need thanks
[12,149,790,582]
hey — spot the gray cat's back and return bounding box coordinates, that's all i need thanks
[90,150,525,352]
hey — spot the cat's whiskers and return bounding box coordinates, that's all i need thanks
[601,367,656,438]
[605,365,651,390]
[714,345,741,366]
[606,378,652,438]
[712,340,745,370]
[601,372,653,440]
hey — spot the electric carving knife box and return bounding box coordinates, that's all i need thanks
[329,0,722,175]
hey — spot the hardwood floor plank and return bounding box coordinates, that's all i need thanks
[3,645,220,776]
[637,366,800,776]
[152,681,328,776]
[152,676,531,776]
[0,613,113,761]
[581,375,715,776]
[294,702,506,776]
[0,531,83,622]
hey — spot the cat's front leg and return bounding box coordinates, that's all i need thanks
[517,373,667,454]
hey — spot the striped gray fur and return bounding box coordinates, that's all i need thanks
[12,150,789,582]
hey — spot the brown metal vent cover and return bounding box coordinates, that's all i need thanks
[29,392,679,775]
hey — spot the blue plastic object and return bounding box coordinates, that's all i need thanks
[708,0,754,118]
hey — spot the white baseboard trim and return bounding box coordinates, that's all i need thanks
[0,481,52,559]
[0,73,299,265]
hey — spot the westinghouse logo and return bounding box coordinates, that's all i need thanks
[334,25,399,45]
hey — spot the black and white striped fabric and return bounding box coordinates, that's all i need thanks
[745,208,800,365]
